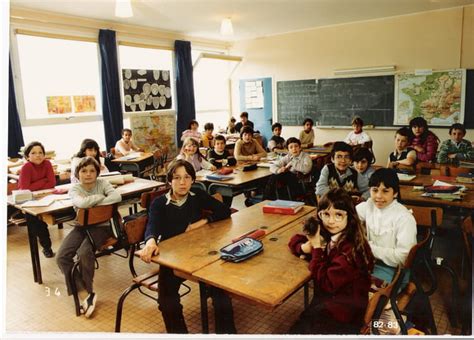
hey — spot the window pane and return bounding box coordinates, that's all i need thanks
[16,35,102,120]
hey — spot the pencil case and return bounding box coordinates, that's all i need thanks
[220,237,263,263]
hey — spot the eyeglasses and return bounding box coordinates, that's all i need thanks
[334,154,351,160]
[172,175,193,182]
[318,210,347,222]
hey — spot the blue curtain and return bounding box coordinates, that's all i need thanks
[8,57,25,158]
[98,29,123,151]
[174,40,196,146]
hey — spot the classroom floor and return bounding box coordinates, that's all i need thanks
[4,194,471,337]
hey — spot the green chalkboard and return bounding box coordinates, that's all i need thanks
[277,76,395,127]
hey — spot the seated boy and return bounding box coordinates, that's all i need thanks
[299,118,315,149]
[344,117,371,146]
[267,122,285,152]
[201,122,215,148]
[115,128,143,156]
[315,141,369,201]
[437,123,474,164]
[234,111,254,133]
[387,127,417,171]
[234,126,267,161]
[207,135,237,168]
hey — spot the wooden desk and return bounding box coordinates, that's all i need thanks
[151,201,315,332]
[112,152,154,177]
[399,174,474,189]
[400,186,474,210]
[8,178,164,284]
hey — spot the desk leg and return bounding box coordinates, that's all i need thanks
[26,220,42,284]
[199,282,209,334]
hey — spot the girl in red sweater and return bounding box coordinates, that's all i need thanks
[288,188,374,334]
[18,141,56,257]
[408,117,440,162]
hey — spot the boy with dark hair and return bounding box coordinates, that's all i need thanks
[201,122,215,148]
[267,122,285,151]
[315,141,368,200]
[115,128,143,156]
[437,123,474,164]
[387,127,417,170]
[234,126,267,161]
[234,111,254,133]
[299,118,315,149]
[207,135,237,168]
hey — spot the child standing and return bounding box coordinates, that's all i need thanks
[18,141,56,258]
[71,139,109,184]
[234,126,267,161]
[356,168,417,287]
[207,135,237,168]
[267,122,286,152]
[288,188,374,334]
[139,159,236,334]
[408,117,439,162]
[226,117,237,134]
[353,147,375,200]
[201,122,215,148]
[114,128,143,156]
[387,127,417,171]
[299,118,315,149]
[180,120,201,143]
[315,141,369,200]
[57,157,121,318]
[344,117,372,146]
[437,123,474,164]
[177,137,216,172]
[234,111,254,133]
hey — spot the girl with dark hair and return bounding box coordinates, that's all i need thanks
[70,139,109,183]
[408,117,440,162]
[288,188,374,334]
[356,168,416,287]
[180,120,201,143]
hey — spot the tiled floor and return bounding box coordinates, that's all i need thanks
[4,194,471,336]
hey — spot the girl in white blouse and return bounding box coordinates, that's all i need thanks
[356,168,417,287]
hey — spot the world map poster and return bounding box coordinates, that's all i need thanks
[130,112,177,155]
[394,69,466,126]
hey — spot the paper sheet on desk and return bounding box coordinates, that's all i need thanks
[117,181,151,192]
[115,152,142,161]
[397,173,416,181]
[196,169,213,177]
[21,194,70,207]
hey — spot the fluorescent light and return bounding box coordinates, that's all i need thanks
[115,0,133,18]
[334,65,396,76]
[220,18,233,36]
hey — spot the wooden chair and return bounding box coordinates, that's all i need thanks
[70,204,127,316]
[440,165,471,177]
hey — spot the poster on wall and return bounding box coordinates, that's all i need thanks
[46,96,72,114]
[129,112,177,155]
[245,80,264,109]
[394,69,465,126]
[122,69,172,112]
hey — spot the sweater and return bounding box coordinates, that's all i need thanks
[270,152,312,175]
[115,138,140,156]
[409,131,439,162]
[18,160,56,191]
[299,130,315,148]
[344,131,371,145]
[70,157,109,184]
[233,139,267,161]
[144,189,231,242]
[267,135,285,151]
[176,153,214,171]
[207,149,237,168]
[181,129,201,142]
[437,138,474,164]
[288,234,372,324]
[234,120,254,133]
[69,177,122,210]
[316,163,367,197]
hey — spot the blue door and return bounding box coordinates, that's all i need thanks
[239,77,273,145]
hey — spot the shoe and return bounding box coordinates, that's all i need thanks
[81,292,97,318]
[42,248,55,258]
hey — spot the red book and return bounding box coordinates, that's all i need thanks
[262,205,303,215]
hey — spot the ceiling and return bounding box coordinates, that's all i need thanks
[10,0,474,42]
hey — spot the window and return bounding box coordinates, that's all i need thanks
[15,34,102,123]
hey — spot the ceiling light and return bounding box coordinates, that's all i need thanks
[115,0,133,18]
[220,18,234,36]
[334,65,396,76]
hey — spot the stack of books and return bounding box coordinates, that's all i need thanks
[262,200,304,215]
[421,180,466,201]
[456,173,474,184]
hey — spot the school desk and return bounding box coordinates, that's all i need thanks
[112,152,154,177]
[399,174,474,189]
[150,201,315,333]
[399,185,474,211]
[7,178,165,284]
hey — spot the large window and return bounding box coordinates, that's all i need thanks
[15,34,102,124]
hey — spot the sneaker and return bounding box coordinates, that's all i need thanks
[42,248,55,258]
[81,292,97,318]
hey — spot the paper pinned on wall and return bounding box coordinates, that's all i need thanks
[245,80,264,109]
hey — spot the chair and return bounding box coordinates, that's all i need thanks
[440,165,471,177]
[69,204,127,316]
[416,162,440,175]
[208,183,234,208]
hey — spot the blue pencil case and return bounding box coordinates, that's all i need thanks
[220,237,263,263]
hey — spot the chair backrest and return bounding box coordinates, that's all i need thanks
[140,186,170,209]
[404,205,443,228]
[440,165,471,177]
[122,211,148,246]
[76,204,115,226]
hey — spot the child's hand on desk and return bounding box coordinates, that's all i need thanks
[138,238,160,263]
[250,155,260,161]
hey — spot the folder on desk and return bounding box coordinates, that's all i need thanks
[206,174,234,181]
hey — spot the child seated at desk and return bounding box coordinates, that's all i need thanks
[226,117,237,134]
[18,141,56,258]
[352,147,375,200]
[266,137,312,200]
[180,120,201,143]
[387,127,417,171]
[356,168,417,288]
[201,122,215,148]
[344,117,372,146]
[315,141,369,201]
[57,157,121,318]
[139,159,236,334]
[177,137,216,171]
[437,123,474,164]
[207,135,237,168]
[267,122,286,151]
[408,117,439,163]
[288,188,374,334]
[71,139,108,184]
[234,111,254,133]
[299,118,315,149]
[234,126,267,161]
[114,128,143,156]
